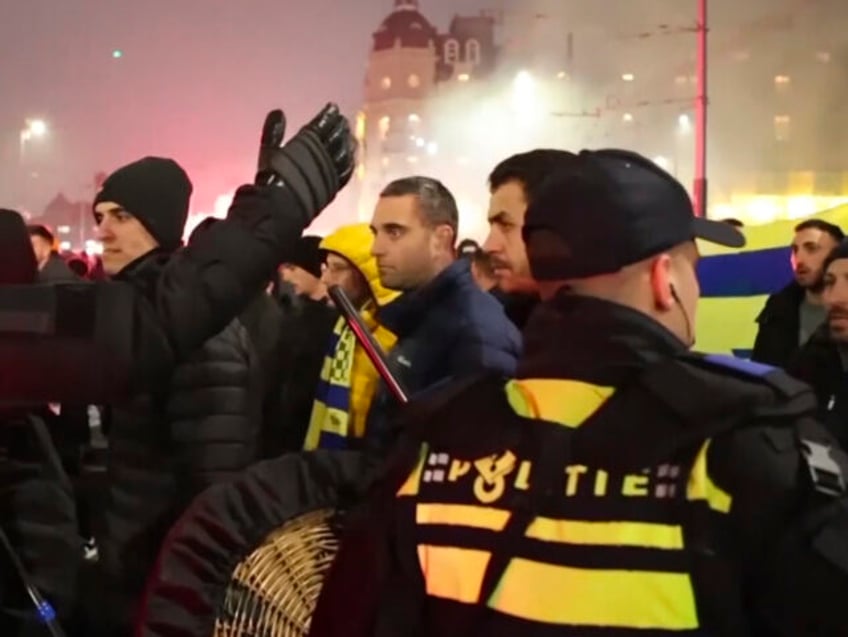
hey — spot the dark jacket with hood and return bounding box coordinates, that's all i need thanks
[751,282,805,368]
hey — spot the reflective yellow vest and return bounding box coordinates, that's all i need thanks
[396,378,732,633]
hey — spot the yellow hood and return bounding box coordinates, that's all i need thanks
[320,223,399,307]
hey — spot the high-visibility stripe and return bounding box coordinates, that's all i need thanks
[506,379,615,427]
[416,503,684,550]
[525,518,684,550]
[420,545,489,603]
[416,503,509,530]
[420,545,698,629]
[686,440,732,514]
[397,445,428,497]
[491,559,698,629]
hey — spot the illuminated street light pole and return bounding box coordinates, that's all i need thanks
[19,118,48,164]
[694,0,708,217]
[19,118,48,212]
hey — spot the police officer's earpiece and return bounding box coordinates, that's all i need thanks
[670,284,693,346]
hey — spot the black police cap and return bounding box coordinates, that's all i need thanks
[523,149,745,280]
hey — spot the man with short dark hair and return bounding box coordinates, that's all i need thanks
[752,218,845,367]
[789,240,848,448]
[27,224,77,282]
[367,176,520,449]
[483,150,581,327]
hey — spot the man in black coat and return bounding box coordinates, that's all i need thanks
[752,219,844,367]
[788,240,848,449]
[27,224,78,283]
[89,157,283,635]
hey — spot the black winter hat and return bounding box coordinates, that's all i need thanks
[0,209,38,285]
[94,157,193,250]
[286,235,325,278]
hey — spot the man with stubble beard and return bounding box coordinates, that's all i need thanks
[753,219,844,367]
[789,240,848,449]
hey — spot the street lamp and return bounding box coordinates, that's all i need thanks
[20,118,49,163]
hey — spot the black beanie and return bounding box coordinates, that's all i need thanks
[0,209,38,285]
[94,157,193,250]
[286,235,325,278]
[824,240,848,274]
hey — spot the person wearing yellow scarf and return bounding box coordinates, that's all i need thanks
[303,224,400,450]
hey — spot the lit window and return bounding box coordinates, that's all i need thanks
[466,39,481,65]
[408,113,420,124]
[457,73,470,82]
[444,39,459,64]
[408,74,420,88]
[774,75,791,86]
[355,112,366,140]
[379,115,391,140]
[774,115,791,141]
[381,76,392,90]
[621,73,635,82]
[57,225,71,234]
[622,112,634,123]
[816,51,831,63]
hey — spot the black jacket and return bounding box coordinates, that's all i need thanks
[94,251,273,635]
[788,326,848,448]
[751,282,804,368]
[0,409,81,636]
[311,294,848,637]
[276,297,339,451]
[39,254,78,283]
[366,260,521,452]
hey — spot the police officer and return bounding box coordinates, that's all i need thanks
[310,149,848,637]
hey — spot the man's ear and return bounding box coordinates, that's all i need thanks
[435,224,455,249]
[650,254,675,311]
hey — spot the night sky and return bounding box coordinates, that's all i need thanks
[0,0,495,222]
[0,0,814,227]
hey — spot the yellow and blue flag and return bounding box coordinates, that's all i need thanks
[696,204,848,357]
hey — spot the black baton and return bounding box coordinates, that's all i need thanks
[328,285,408,404]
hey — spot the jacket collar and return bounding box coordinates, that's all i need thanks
[762,281,805,319]
[379,259,470,337]
[518,293,687,384]
[112,248,172,297]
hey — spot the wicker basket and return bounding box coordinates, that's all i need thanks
[213,508,343,637]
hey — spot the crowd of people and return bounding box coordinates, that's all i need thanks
[0,104,846,637]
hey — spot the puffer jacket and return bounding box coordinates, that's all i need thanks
[93,251,268,635]
[0,408,82,637]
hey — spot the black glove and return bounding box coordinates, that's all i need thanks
[255,103,356,224]
[256,109,287,186]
